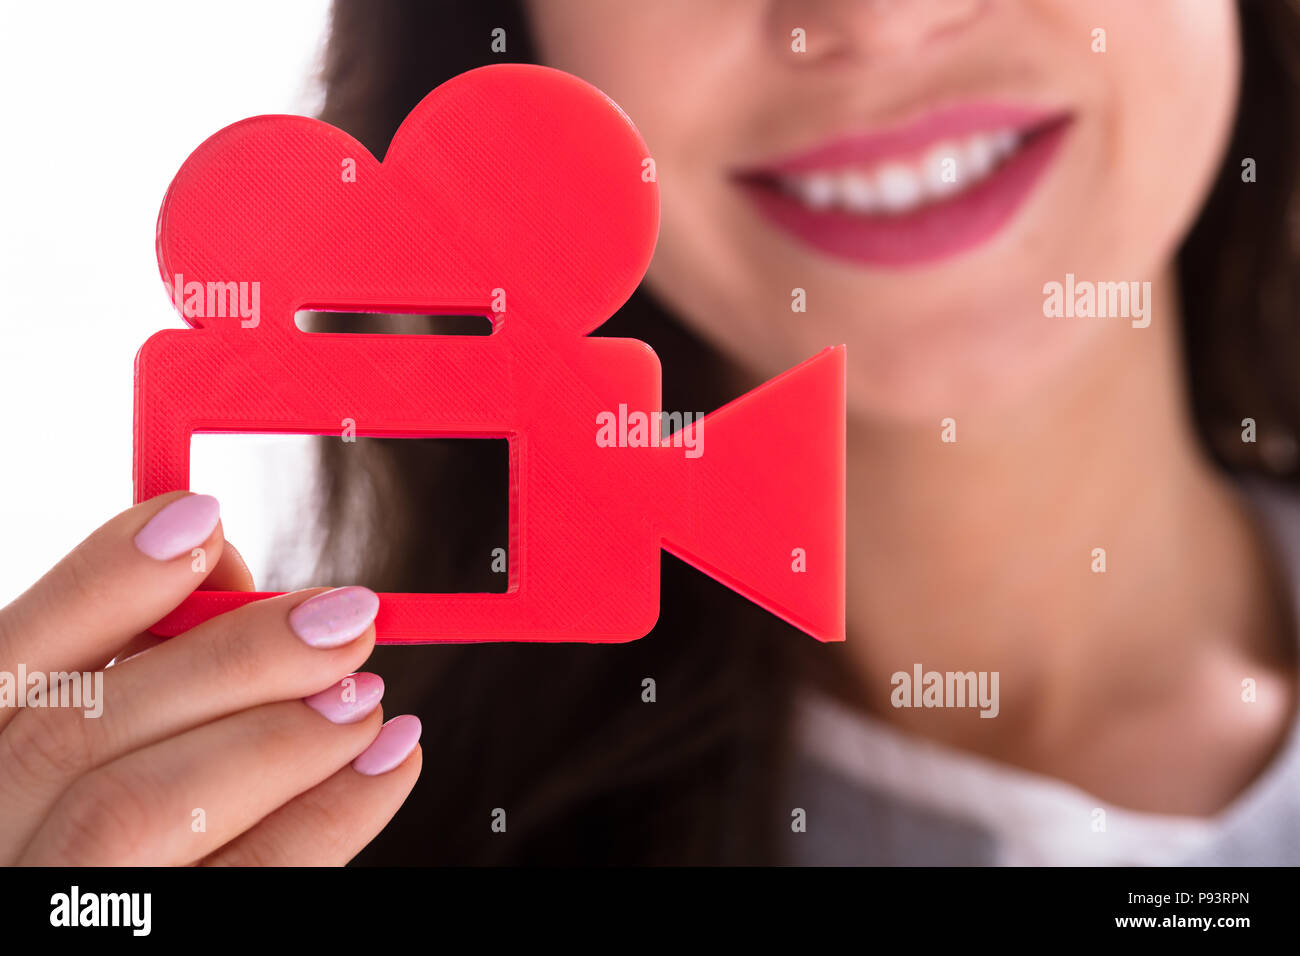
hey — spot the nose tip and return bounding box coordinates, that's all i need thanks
[780,0,989,62]
[874,0,986,48]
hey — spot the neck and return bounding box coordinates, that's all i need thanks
[837,271,1290,758]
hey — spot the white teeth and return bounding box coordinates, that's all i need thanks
[775,125,1024,216]
[963,133,997,180]
[839,173,878,213]
[876,164,923,213]
[797,173,837,209]
[924,143,962,198]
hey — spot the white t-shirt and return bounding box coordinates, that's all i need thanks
[783,477,1300,865]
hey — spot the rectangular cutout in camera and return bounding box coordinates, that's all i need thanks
[295,310,493,335]
[189,433,510,594]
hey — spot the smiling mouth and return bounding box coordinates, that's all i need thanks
[732,107,1075,267]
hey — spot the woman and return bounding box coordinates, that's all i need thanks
[0,0,1296,865]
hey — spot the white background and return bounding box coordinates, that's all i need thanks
[0,1,333,604]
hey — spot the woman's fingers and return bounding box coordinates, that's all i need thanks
[202,717,422,866]
[0,587,381,859]
[199,538,255,592]
[18,695,397,866]
[110,536,256,666]
[0,495,421,867]
[0,492,224,694]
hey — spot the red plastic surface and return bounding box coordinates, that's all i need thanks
[137,64,845,643]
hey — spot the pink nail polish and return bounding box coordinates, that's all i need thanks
[288,586,380,648]
[353,715,422,776]
[133,494,221,561]
[304,672,384,724]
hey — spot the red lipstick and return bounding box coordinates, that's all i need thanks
[733,104,1073,268]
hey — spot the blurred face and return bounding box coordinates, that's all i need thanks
[524,0,1240,421]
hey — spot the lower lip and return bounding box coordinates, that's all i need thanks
[736,119,1072,268]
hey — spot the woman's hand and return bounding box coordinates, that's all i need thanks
[0,491,421,865]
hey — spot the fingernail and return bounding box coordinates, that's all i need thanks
[304,672,384,724]
[288,586,380,648]
[353,715,421,776]
[134,494,221,561]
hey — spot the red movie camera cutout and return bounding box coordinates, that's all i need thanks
[137,64,845,643]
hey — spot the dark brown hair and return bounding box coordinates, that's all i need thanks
[304,0,1299,864]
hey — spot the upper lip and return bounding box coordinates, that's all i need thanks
[733,102,1073,176]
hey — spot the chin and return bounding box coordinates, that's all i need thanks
[841,311,1100,426]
